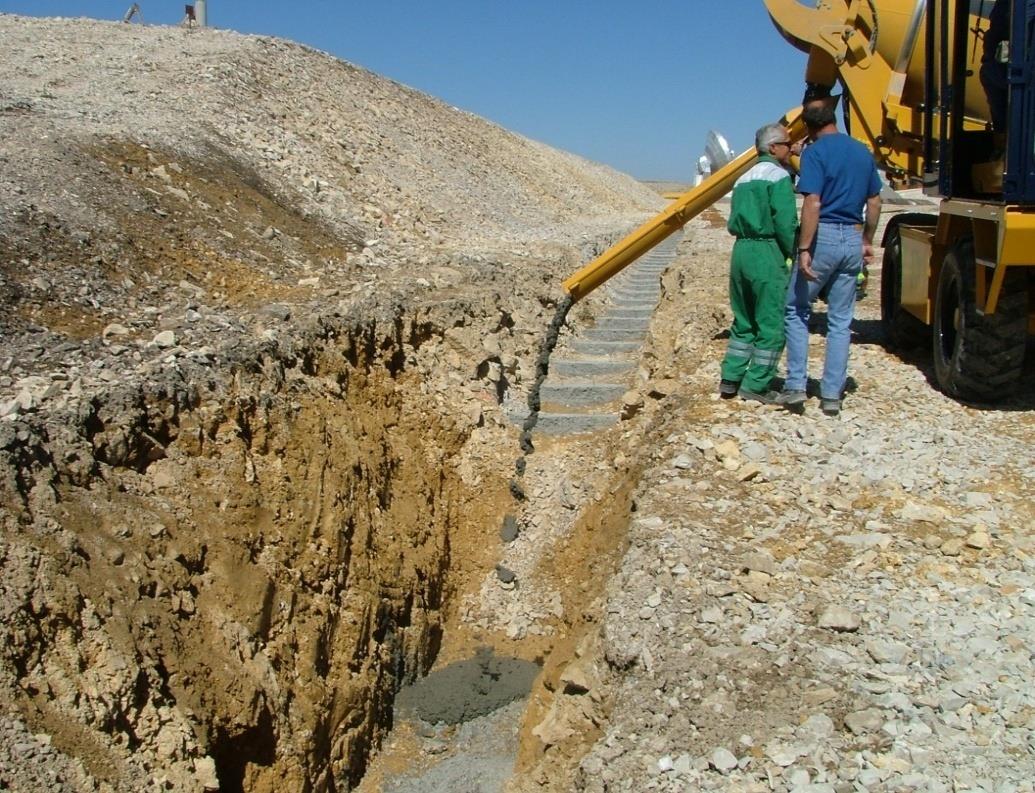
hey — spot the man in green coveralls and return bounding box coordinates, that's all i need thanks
[719,123,797,402]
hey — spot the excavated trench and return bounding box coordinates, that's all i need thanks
[355,239,683,792]
[0,302,529,791]
[0,17,691,791]
[0,232,675,792]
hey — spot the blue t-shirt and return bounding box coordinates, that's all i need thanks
[797,133,881,224]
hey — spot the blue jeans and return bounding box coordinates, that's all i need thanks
[784,222,863,400]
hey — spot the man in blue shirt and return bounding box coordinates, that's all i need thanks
[779,103,882,416]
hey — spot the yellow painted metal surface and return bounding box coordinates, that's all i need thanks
[998,209,1035,266]
[764,0,993,182]
[562,107,805,301]
[909,202,1035,317]
[898,224,935,324]
[988,209,1035,313]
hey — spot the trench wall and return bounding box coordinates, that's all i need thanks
[0,305,505,792]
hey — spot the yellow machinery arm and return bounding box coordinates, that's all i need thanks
[562,106,805,302]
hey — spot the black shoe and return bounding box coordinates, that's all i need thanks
[738,388,780,405]
[719,379,740,399]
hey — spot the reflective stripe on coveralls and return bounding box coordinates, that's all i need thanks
[750,347,781,367]
[725,339,754,360]
[724,340,783,369]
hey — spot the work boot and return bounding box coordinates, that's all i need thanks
[738,388,780,405]
[776,389,806,407]
[719,379,740,399]
[820,397,841,416]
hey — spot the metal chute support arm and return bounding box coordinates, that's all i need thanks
[562,106,806,302]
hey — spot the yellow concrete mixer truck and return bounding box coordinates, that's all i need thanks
[564,0,1035,401]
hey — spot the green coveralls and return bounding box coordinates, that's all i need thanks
[720,155,798,394]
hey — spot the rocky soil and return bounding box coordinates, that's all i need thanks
[485,205,1035,793]
[2,11,1033,793]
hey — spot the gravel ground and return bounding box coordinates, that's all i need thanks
[498,205,1035,792]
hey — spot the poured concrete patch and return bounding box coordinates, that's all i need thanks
[550,359,635,379]
[395,648,540,725]
[530,412,619,434]
[607,288,660,301]
[603,307,653,318]
[571,339,642,355]
[582,326,647,343]
[368,653,538,792]
[509,238,678,439]
[605,300,658,311]
[596,316,651,330]
[539,381,627,406]
[381,700,527,793]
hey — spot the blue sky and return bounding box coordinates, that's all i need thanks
[0,1,808,181]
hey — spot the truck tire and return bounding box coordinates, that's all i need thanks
[932,239,1028,400]
[880,223,930,348]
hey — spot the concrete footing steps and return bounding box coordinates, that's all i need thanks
[510,237,678,436]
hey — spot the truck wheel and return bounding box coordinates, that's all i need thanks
[932,239,1028,400]
[880,224,929,348]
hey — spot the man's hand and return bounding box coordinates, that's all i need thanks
[862,242,875,265]
[799,250,818,281]
[797,194,821,282]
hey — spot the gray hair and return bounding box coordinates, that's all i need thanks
[755,124,788,155]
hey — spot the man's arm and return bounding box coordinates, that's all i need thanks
[863,194,882,264]
[797,193,821,280]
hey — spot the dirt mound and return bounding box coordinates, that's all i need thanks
[0,13,662,401]
[1,16,655,304]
